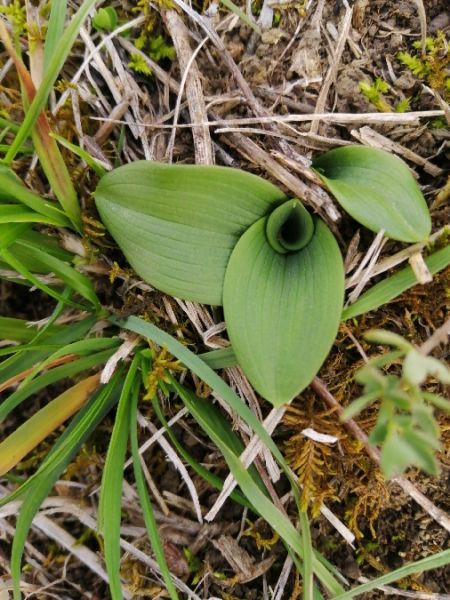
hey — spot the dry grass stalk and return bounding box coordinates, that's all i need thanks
[205,406,286,521]
[137,411,204,523]
[345,225,449,291]
[309,6,353,135]
[352,126,444,177]
[163,10,213,165]
[222,130,341,222]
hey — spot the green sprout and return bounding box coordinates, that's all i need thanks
[342,330,450,478]
[92,7,118,32]
[360,77,410,113]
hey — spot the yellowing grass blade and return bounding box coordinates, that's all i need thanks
[0,373,100,476]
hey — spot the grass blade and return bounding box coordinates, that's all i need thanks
[0,348,116,422]
[0,204,65,225]
[0,248,85,308]
[52,133,108,176]
[99,356,140,600]
[0,316,96,383]
[0,224,30,251]
[3,0,97,164]
[130,373,180,600]
[121,316,294,478]
[7,372,122,600]
[342,244,450,320]
[172,379,341,596]
[15,237,100,310]
[19,337,119,388]
[334,549,450,599]
[44,0,68,73]
[0,168,70,226]
[299,511,313,600]
[0,373,100,476]
[0,317,61,344]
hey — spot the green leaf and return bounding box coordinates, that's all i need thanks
[131,377,180,600]
[99,356,139,600]
[0,204,64,225]
[313,146,431,243]
[92,7,118,31]
[7,373,121,600]
[364,329,413,351]
[198,346,237,369]
[403,350,450,386]
[95,161,285,305]
[0,317,61,344]
[0,166,71,227]
[223,216,344,405]
[342,244,450,320]
[380,429,439,479]
[43,0,67,73]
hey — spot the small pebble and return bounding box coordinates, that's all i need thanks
[429,12,450,34]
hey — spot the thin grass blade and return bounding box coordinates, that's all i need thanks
[334,549,450,600]
[99,356,140,600]
[0,167,70,226]
[0,316,96,383]
[172,379,343,596]
[0,317,61,344]
[8,372,122,600]
[152,394,251,509]
[3,0,97,165]
[0,373,100,476]
[43,0,68,72]
[342,244,450,320]
[130,377,180,600]
[0,22,81,230]
[0,348,117,422]
[0,204,65,225]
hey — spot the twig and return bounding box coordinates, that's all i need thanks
[420,317,450,355]
[347,231,387,304]
[163,10,213,165]
[222,130,341,223]
[205,406,287,521]
[310,6,353,135]
[352,126,444,177]
[345,225,449,290]
[137,411,203,523]
[92,110,446,130]
[54,16,146,113]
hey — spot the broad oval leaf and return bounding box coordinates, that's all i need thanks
[95,161,285,305]
[313,146,431,243]
[223,217,344,406]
